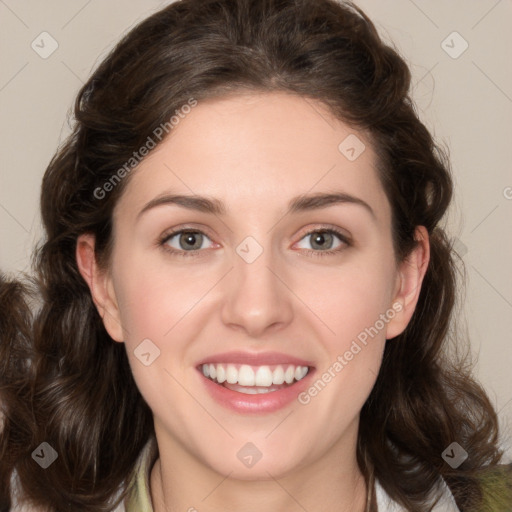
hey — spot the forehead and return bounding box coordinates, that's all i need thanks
[115,91,391,225]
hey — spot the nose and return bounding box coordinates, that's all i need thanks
[220,241,294,338]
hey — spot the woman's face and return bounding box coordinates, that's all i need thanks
[79,91,426,480]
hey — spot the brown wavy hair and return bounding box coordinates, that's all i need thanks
[0,0,507,510]
[0,274,37,511]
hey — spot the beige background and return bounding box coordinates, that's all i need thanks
[0,0,511,462]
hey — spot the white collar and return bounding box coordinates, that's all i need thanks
[375,477,460,511]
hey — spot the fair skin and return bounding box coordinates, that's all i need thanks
[76,91,429,512]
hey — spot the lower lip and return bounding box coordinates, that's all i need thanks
[198,368,315,414]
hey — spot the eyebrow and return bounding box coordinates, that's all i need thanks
[137,190,376,221]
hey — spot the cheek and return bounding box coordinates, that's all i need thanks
[296,249,397,340]
[112,254,213,385]
[297,277,392,430]
[316,277,390,383]
[113,251,197,342]
[113,265,195,426]
[298,251,395,397]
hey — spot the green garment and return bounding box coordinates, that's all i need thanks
[473,463,512,512]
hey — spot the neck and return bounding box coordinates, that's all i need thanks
[149,426,369,512]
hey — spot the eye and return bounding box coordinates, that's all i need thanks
[295,228,351,258]
[159,229,214,258]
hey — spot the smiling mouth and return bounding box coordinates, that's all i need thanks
[200,363,311,394]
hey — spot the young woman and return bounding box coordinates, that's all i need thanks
[1,0,511,511]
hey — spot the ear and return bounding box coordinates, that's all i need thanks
[385,226,430,340]
[75,233,124,342]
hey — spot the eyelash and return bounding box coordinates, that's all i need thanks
[158,226,351,259]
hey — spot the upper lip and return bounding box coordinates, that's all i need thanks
[197,351,314,367]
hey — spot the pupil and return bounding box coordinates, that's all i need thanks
[313,232,331,249]
[182,232,201,249]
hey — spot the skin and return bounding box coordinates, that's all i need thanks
[77,91,429,512]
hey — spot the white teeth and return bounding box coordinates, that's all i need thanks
[238,365,255,386]
[226,364,238,384]
[295,366,308,380]
[272,366,285,385]
[226,384,281,395]
[255,366,273,387]
[201,363,310,387]
[216,365,226,383]
[239,386,258,394]
[284,366,295,384]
